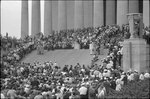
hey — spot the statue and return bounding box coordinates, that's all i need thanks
[127,13,143,39]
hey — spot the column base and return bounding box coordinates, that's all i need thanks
[123,38,149,73]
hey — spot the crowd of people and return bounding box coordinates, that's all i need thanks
[1,24,150,99]
[36,25,124,51]
[1,24,149,53]
[1,33,20,52]
[1,42,149,99]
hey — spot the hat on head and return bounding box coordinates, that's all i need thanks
[104,77,107,80]
[62,84,65,87]
[110,77,113,79]
[42,92,47,96]
[81,83,85,86]
[86,82,90,85]
[134,70,138,73]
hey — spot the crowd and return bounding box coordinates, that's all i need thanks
[1,42,150,99]
[1,24,149,53]
[1,24,150,99]
[1,33,19,51]
[25,24,149,52]
[37,25,123,51]
[143,26,150,44]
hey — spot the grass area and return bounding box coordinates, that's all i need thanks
[22,49,108,67]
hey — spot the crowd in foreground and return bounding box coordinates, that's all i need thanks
[1,44,150,99]
[1,25,150,99]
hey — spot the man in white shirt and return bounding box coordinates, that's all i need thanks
[1,93,5,99]
[78,83,88,99]
[93,70,100,78]
[144,72,150,78]
[139,73,145,80]
[103,69,111,77]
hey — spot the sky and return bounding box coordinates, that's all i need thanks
[1,0,44,39]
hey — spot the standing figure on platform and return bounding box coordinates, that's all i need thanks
[37,40,44,55]
[41,41,44,54]
[36,41,39,54]
[90,41,93,55]
[37,41,40,55]
[90,41,96,55]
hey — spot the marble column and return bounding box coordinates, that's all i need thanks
[143,0,150,27]
[31,0,41,36]
[83,0,93,28]
[58,0,67,31]
[106,0,116,25]
[74,0,84,29]
[44,0,52,36]
[67,1,75,29]
[117,0,128,26]
[52,1,58,32]
[93,0,104,27]
[128,0,139,13]
[21,0,29,39]
[0,1,1,34]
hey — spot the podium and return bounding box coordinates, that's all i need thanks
[74,42,80,49]
[123,39,149,73]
